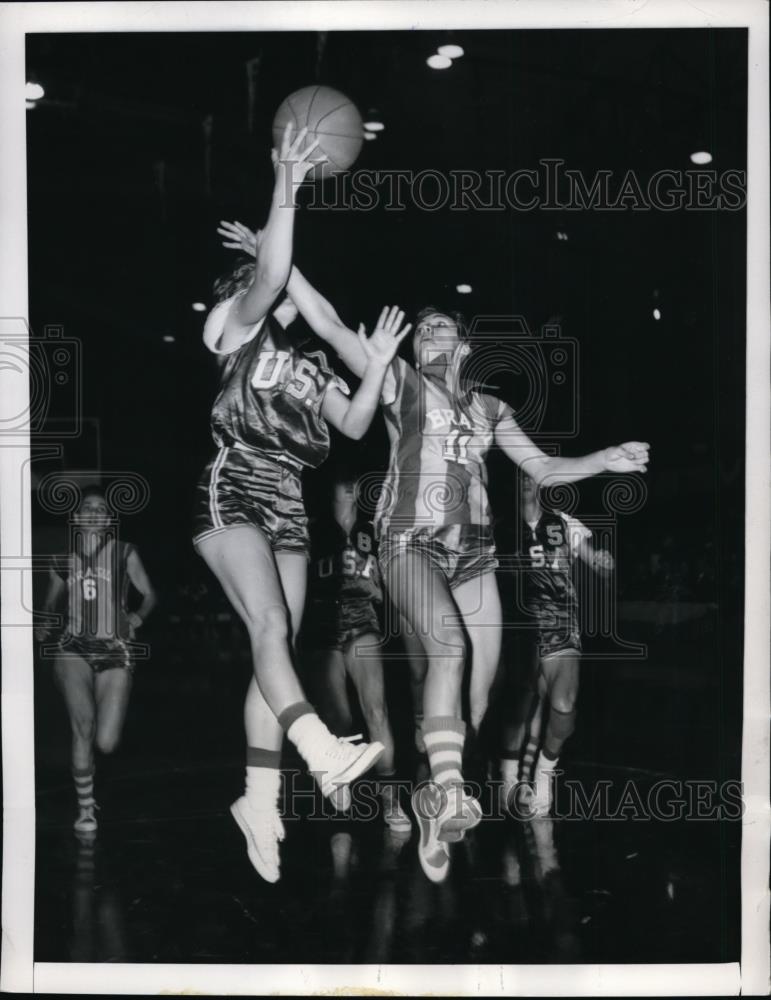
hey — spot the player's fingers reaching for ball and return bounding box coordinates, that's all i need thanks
[386,307,405,332]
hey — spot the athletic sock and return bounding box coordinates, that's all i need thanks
[73,765,96,812]
[521,737,539,780]
[535,748,560,776]
[245,747,282,810]
[281,703,336,763]
[423,716,465,790]
[499,753,520,784]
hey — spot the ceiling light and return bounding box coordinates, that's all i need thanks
[25,101,37,110]
[26,82,44,101]
[456,284,472,294]
[427,54,452,70]
[438,44,464,59]
[690,151,712,165]
[363,131,377,141]
[192,302,207,312]
[653,308,661,320]
[363,120,384,132]
[163,335,176,343]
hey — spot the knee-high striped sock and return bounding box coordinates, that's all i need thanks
[245,747,282,810]
[73,766,96,812]
[422,716,465,790]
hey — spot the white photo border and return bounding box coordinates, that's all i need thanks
[1,1,767,995]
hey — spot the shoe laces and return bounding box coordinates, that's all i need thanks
[326,733,364,761]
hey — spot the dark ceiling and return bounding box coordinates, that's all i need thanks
[25,28,747,573]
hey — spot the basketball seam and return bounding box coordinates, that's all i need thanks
[313,101,357,132]
[285,94,302,129]
[304,85,322,128]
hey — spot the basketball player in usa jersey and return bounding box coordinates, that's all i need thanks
[217,220,649,881]
[304,470,411,834]
[195,128,411,883]
[37,489,157,833]
[499,473,614,817]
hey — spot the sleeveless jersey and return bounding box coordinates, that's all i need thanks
[206,298,348,469]
[54,538,134,640]
[310,517,382,604]
[520,511,590,609]
[375,357,501,536]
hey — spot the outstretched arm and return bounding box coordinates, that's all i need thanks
[321,308,411,439]
[218,128,324,352]
[126,548,158,631]
[494,403,649,484]
[286,266,370,378]
[576,538,615,575]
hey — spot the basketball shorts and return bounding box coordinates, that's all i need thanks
[527,597,582,659]
[192,445,309,556]
[378,524,498,591]
[57,634,135,674]
[305,598,382,652]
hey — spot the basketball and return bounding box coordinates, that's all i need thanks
[272,85,364,181]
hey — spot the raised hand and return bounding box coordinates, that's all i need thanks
[593,549,615,572]
[603,441,650,474]
[272,123,327,189]
[357,306,412,367]
[217,220,260,258]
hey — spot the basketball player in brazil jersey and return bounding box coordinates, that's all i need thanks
[217,219,649,881]
[195,128,411,883]
[36,489,157,833]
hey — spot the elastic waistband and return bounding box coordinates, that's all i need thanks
[220,440,303,472]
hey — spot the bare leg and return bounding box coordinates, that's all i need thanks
[344,635,395,773]
[451,571,503,733]
[197,527,305,734]
[94,668,133,754]
[54,654,97,773]
[315,648,354,734]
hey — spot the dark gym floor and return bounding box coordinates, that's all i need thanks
[33,617,741,966]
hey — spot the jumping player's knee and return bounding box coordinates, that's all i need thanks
[96,731,121,755]
[548,702,577,740]
[245,603,291,645]
[551,687,578,715]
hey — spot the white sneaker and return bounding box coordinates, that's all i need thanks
[306,733,384,800]
[435,784,482,843]
[530,767,555,818]
[411,784,450,883]
[74,805,98,834]
[230,796,285,883]
[380,784,412,835]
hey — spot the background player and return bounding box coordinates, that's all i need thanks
[196,130,411,883]
[500,472,615,817]
[217,220,648,880]
[304,469,411,834]
[36,488,157,833]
